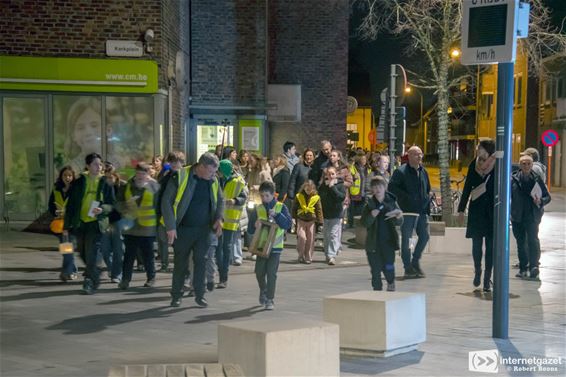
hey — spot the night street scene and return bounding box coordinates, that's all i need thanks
[0,1,565,376]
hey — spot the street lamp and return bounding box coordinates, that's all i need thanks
[405,85,425,154]
[450,47,461,59]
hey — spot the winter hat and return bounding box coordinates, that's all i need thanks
[219,159,233,177]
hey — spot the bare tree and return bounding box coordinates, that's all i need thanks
[356,0,565,222]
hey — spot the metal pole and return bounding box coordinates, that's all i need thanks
[389,64,397,167]
[419,92,424,152]
[492,62,514,339]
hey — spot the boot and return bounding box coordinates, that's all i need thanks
[483,270,492,292]
[473,270,481,288]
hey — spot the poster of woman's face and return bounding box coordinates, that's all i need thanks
[53,96,154,176]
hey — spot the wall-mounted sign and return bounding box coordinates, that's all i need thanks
[106,40,144,57]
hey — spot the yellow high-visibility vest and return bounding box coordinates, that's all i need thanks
[296,193,320,216]
[53,189,68,218]
[349,165,361,196]
[257,202,285,250]
[125,181,156,227]
[222,175,246,231]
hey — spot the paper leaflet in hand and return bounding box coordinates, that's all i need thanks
[87,200,100,218]
[530,182,542,201]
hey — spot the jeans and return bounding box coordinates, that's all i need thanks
[323,218,342,259]
[206,236,218,284]
[512,221,540,273]
[400,213,430,270]
[366,249,395,290]
[58,233,77,276]
[255,252,281,300]
[472,236,493,276]
[216,229,237,283]
[171,226,211,300]
[100,222,124,279]
[75,221,102,289]
[157,225,170,269]
[233,233,243,262]
[122,235,156,283]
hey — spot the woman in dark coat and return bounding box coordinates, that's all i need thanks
[287,148,315,201]
[457,139,496,292]
[272,154,291,202]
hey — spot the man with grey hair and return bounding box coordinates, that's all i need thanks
[520,147,547,183]
[161,152,224,307]
[309,140,333,187]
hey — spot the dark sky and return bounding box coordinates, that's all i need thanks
[348,0,566,125]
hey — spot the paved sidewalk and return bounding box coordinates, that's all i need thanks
[1,190,565,377]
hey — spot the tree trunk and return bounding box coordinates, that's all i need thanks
[437,59,452,224]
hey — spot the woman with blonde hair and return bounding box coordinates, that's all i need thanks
[292,180,323,264]
[272,154,290,202]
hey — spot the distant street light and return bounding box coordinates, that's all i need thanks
[405,85,425,153]
[450,47,461,59]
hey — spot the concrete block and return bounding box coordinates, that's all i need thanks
[218,318,339,377]
[223,364,245,376]
[185,364,205,377]
[108,366,126,377]
[165,365,184,377]
[323,291,426,357]
[147,365,165,377]
[125,365,145,377]
[203,364,224,377]
[428,227,517,253]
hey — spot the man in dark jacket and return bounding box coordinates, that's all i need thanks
[388,146,431,278]
[287,148,315,200]
[511,155,551,281]
[308,140,332,187]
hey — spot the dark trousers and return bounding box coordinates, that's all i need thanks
[366,249,395,290]
[122,235,156,283]
[512,221,540,273]
[347,199,366,227]
[216,229,237,283]
[472,236,493,278]
[171,226,211,300]
[255,252,281,300]
[400,213,430,270]
[75,221,102,288]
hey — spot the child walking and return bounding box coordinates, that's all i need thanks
[292,180,323,264]
[254,181,292,310]
[318,167,346,265]
[361,176,403,291]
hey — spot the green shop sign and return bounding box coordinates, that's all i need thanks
[0,56,158,93]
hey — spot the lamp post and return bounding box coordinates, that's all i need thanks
[405,86,425,153]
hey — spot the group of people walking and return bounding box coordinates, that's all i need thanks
[48,137,551,310]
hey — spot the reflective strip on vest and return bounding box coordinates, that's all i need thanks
[296,193,320,216]
[257,202,285,249]
[53,190,68,217]
[223,176,245,231]
[349,165,361,196]
[125,182,157,227]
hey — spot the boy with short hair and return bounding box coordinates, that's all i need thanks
[361,176,403,291]
[254,181,292,310]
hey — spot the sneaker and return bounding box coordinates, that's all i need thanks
[387,282,396,292]
[69,273,78,280]
[216,281,227,289]
[264,299,274,310]
[259,292,267,305]
[473,272,481,287]
[373,287,383,291]
[118,280,129,290]
[233,260,242,266]
[170,297,182,307]
[529,267,540,281]
[187,288,195,297]
[403,267,418,279]
[195,297,208,308]
[251,254,257,261]
[305,260,312,264]
[159,265,168,273]
[515,271,528,279]
[298,257,305,264]
[483,280,491,292]
[512,262,520,269]
[207,282,215,292]
[59,273,69,282]
[82,285,95,295]
[412,264,426,278]
[327,258,336,266]
[111,277,121,284]
[144,278,156,288]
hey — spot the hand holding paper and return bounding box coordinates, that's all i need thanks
[385,209,402,220]
[87,200,101,218]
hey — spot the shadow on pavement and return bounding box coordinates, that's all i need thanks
[0,267,61,273]
[46,306,188,335]
[185,306,264,324]
[340,350,425,375]
[0,279,83,289]
[98,295,170,306]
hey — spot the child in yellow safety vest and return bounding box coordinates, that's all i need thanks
[254,181,292,310]
[292,180,323,264]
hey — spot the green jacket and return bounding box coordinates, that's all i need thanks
[63,174,116,233]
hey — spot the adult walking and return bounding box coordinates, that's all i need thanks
[63,153,115,295]
[283,141,299,172]
[388,146,431,279]
[511,154,551,281]
[308,140,333,187]
[272,154,290,202]
[287,148,315,201]
[161,152,224,307]
[457,139,496,291]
